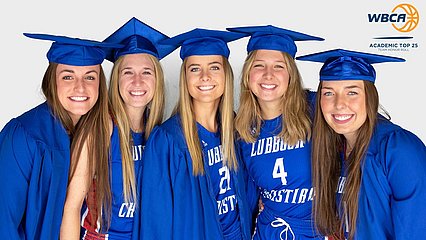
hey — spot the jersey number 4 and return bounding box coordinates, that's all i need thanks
[273,157,288,185]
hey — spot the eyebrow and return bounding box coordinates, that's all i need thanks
[59,69,98,74]
[121,66,153,71]
[85,70,98,74]
[59,69,75,74]
[321,85,362,90]
[187,63,200,68]
[345,85,362,89]
[253,59,285,63]
[208,61,223,65]
[187,61,223,67]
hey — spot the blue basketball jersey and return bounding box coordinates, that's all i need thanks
[198,123,242,239]
[239,116,323,239]
[139,114,252,240]
[81,125,144,239]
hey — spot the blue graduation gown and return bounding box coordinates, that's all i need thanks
[139,114,252,240]
[81,124,144,239]
[346,118,426,239]
[239,116,323,239]
[0,102,71,239]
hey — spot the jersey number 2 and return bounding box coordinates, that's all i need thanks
[219,166,231,194]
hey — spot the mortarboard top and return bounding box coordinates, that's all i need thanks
[103,17,177,62]
[24,33,123,66]
[296,49,405,83]
[226,25,324,58]
[160,28,248,60]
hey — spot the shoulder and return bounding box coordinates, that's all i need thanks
[305,89,317,102]
[146,114,186,150]
[1,103,48,142]
[368,117,425,160]
[13,102,69,150]
[158,115,185,141]
[372,118,423,147]
[159,114,181,132]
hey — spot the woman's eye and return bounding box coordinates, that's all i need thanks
[253,64,264,68]
[211,66,220,71]
[323,91,333,96]
[143,70,153,75]
[190,67,200,72]
[62,76,73,80]
[85,76,96,81]
[348,91,358,95]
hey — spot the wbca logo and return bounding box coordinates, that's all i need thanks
[368,3,419,32]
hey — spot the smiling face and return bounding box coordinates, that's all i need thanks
[320,80,367,145]
[185,55,225,107]
[56,63,100,125]
[248,50,289,113]
[118,53,156,114]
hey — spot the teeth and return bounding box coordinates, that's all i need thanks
[130,91,146,96]
[261,84,276,89]
[334,114,351,121]
[198,85,214,91]
[70,96,88,101]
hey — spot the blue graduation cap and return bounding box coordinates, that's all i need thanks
[160,28,248,60]
[226,25,324,58]
[103,17,177,62]
[296,49,405,83]
[24,33,123,66]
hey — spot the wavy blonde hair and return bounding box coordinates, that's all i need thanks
[235,50,311,145]
[173,56,237,175]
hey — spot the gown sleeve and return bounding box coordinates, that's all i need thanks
[140,126,181,240]
[383,129,426,239]
[237,140,260,232]
[0,120,35,239]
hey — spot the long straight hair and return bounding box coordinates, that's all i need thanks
[64,64,112,231]
[312,80,378,239]
[235,50,311,145]
[108,54,165,204]
[42,63,75,134]
[173,56,238,175]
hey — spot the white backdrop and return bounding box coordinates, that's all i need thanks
[1,0,425,142]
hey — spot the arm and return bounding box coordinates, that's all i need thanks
[140,127,175,240]
[60,142,91,240]
[236,140,260,233]
[0,121,33,239]
[385,130,426,239]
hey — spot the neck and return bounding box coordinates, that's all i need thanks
[193,101,219,132]
[126,106,146,133]
[345,137,356,159]
[259,101,281,120]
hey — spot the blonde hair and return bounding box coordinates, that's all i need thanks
[109,54,165,204]
[235,50,311,145]
[173,56,238,175]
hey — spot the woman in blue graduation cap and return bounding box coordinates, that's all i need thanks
[297,49,426,239]
[0,33,118,239]
[59,17,177,239]
[228,25,325,239]
[139,28,252,240]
